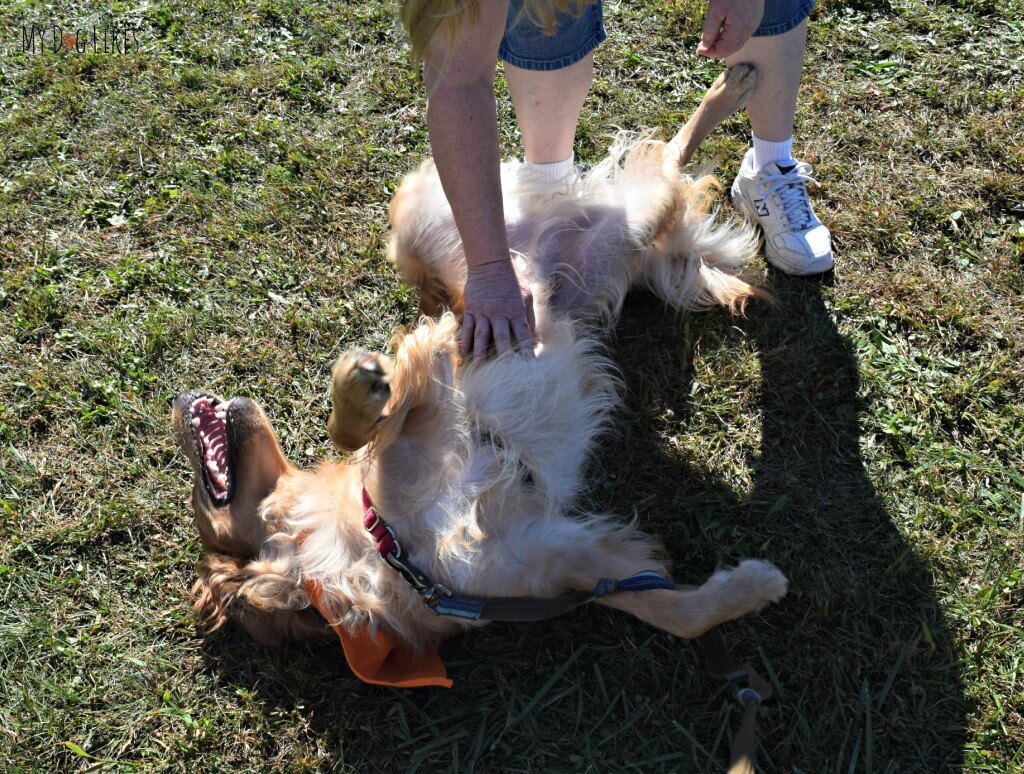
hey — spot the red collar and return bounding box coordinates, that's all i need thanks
[362,486,397,556]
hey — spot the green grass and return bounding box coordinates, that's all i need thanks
[2,0,1022,770]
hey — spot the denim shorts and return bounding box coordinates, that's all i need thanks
[499,0,815,72]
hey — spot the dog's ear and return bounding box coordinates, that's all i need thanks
[191,551,311,634]
[191,552,247,632]
[237,555,310,612]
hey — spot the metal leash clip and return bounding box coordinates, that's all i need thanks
[724,667,764,707]
[421,583,453,607]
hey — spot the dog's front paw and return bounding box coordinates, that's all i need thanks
[329,351,394,451]
[339,351,393,402]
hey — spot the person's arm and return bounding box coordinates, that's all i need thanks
[422,1,535,358]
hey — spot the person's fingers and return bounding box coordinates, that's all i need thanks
[712,25,748,59]
[473,316,491,361]
[700,0,762,58]
[699,5,726,57]
[511,317,535,358]
[492,317,512,356]
[461,313,475,355]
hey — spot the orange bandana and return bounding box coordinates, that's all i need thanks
[305,580,453,689]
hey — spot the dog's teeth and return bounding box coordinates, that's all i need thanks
[215,411,226,420]
[191,417,201,428]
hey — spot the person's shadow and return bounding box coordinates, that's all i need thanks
[196,274,970,771]
[590,274,971,770]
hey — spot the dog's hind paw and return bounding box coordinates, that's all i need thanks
[708,559,789,618]
[738,558,788,606]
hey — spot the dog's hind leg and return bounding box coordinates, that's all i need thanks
[512,517,787,639]
[388,162,467,315]
[594,560,788,639]
[622,64,764,315]
[662,64,758,174]
[637,200,765,316]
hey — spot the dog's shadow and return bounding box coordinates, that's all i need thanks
[200,277,970,770]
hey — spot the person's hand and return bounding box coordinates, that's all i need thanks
[461,256,536,359]
[696,0,765,59]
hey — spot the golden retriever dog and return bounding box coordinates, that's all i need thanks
[171,65,787,659]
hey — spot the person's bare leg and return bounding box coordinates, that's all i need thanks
[505,53,594,164]
[726,18,833,275]
[725,20,807,142]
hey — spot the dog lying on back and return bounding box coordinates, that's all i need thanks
[171,65,787,654]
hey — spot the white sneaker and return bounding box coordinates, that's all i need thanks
[730,148,833,276]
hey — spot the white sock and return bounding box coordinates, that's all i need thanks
[523,153,575,181]
[752,136,795,171]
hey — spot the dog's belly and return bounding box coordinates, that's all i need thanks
[506,207,637,317]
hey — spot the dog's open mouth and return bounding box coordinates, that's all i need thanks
[188,394,235,506]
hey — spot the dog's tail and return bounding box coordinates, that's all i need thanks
[638,173,765,315]
[588,134,765,315]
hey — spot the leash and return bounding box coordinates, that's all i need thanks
[361,487,771,770]
[694,628,773,774]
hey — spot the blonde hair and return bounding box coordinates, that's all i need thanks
[401,0,596,69]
